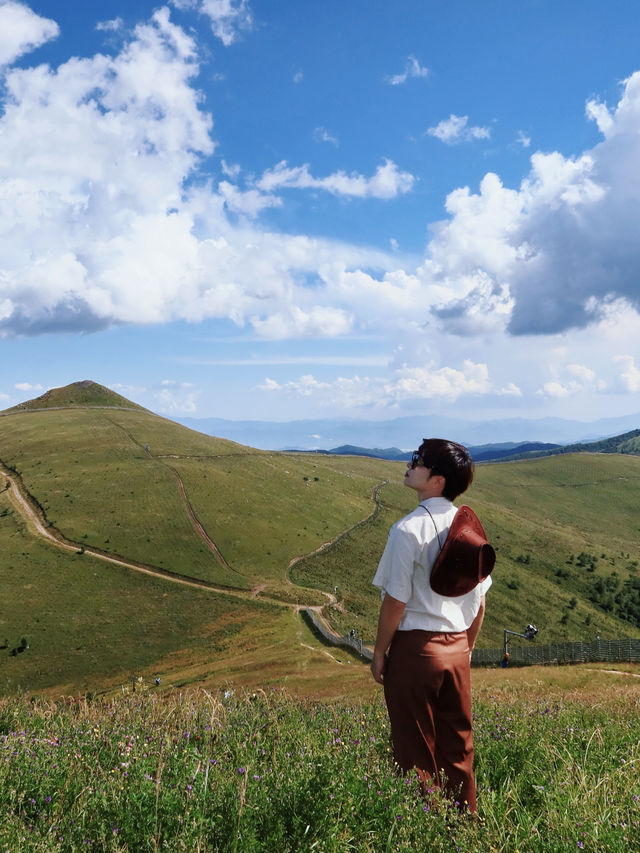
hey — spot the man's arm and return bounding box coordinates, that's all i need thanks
[371,594,406,684]
[466,595,486,654]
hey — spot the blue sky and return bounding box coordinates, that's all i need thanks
[2,0,640,426]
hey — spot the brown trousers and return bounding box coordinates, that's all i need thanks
[383,630,476,812]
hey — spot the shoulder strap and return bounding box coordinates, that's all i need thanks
[419,504,445,553]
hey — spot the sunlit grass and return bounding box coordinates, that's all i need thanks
[1,676,639,851]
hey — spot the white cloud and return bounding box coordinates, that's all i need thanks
[538,381,572,399]
[386,55,428,86]
[172,0,252,45]
[5,3,640,392]
[497,382,522,397]
[154,380,198,412]
[259,359,490,408]
[585,98,614,136]
[313,126,339,146]
[567,363,596,383]
[427,114,490,144]
[179,354,389,366]
[256,159,415,199]
[14,381,43,391]
[259,374,330,397]
[613,354,640,392]
[96,17,123,33]
[0,8,214,335]
[536,362,604,399]
[218,180,282,218]
[516,130,531,148]
[293,70,303,84]
[251,306,353,339]
[111,382,147,396]
[0,0,59,66]
[221,159,241,178]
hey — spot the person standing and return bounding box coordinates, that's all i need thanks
[371,438,491,812]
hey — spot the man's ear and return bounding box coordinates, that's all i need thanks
[431,472,446,495]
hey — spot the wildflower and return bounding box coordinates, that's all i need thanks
[45,796,51,803]
[577,844,584,849]
[238,767,245,774]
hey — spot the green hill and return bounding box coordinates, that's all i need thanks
[1,380,149,414]
[493,426,640,462]
[1,382,639,697]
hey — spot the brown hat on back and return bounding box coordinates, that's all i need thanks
[429,505,495,597]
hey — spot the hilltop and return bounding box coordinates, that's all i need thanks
[1,380,640,697]
[492,426,640,462]
[0,380,149,414]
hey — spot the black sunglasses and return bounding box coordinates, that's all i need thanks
[410,451,427,469]
[410,451,440,473]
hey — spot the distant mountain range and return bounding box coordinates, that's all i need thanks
[175,411,640,454]
[284,441,562,463]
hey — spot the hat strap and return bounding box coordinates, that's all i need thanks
[419,504,444,553]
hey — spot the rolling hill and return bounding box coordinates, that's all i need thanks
[486,427,640,462]
[1,381,640,697]
[1,379,149,414]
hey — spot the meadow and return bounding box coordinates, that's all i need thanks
[2,383,640,696]
[0,666,639,852]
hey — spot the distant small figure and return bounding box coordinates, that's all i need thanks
[501,652,510,668]
[155,677,160,686]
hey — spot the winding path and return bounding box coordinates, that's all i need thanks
[0,458,385,654]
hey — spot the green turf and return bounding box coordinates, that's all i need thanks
[292,455,640,648]
[0,486,279,695]
[1,394,640,696]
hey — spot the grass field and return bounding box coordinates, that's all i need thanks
[293,454,640,648]
[1,388,640,696]
[0,666,638,851]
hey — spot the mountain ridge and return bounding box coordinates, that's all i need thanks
[175,411,640,451]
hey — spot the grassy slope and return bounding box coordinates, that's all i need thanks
[171,452,391,589]
[0,408,259,588]
[1,398,640,696]
[0,485,280,696]
[295,454,640,648]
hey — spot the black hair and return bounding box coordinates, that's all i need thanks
[417,438,474,501]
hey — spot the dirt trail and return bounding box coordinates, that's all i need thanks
[166,463,236,572]
[0,410,385,653]
[0,469,251,598]
[0,467,357,647]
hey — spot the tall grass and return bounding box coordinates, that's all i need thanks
[1,683,638,851]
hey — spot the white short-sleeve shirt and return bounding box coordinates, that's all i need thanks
[372,497,492,633]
